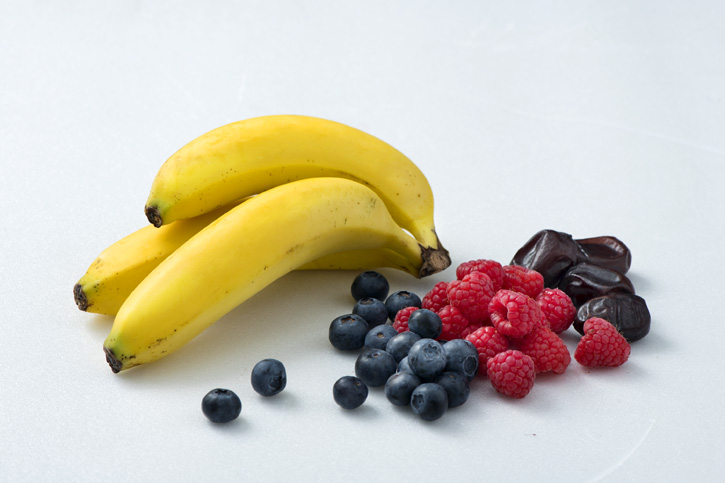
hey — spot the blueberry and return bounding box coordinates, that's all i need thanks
[407,309,443,339]
[354,349,398,387]
[435,371,470,408]
[251,359,287,397]
[397,356,413,374]
[410,383,448,421]
[385,290,422,321]
[385,372,422,406]
[329,314,369,351]
[385,331,422,363]
[333,376,368,409]
[364,324,399,351]
[353,297,389,327]
[407,339,447,380]
[351,271,389,301]
[443,339,480,381]
[201,388,242,423]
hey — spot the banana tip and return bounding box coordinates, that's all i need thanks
[419,245,451,277]
[104,347,123,373]
[73,283,89,311]
[145,205,163,228]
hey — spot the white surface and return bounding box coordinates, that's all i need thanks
[1,1,723,481]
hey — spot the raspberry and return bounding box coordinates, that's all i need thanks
[486,350,536,399]
[465,326,509,367]
[446,272,495,325]
[512,327,571,374]
[575,317,631,367]
[421,281,449,313]
[436,305,470,341]
[488,290,543,338]
[392,306,419,333]
[502,265,545,299]
[536,288,576,333]
[456,259,504,291]
[459,322,483,340]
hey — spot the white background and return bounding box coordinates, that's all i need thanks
[1,1,723,481]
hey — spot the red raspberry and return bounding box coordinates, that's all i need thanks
[512,327,571,374]
[488,290,543,338]
[456,259,504,291]
[486,350,536,399]
[392,306,419,333]
[459,322,483,339]
[465,326,509,367]
[436,305,470,341]
[422,281,449,313]
[502,265,545,299]
[446,272,495,325]
[575,317,631,367]
[536,288,576,333]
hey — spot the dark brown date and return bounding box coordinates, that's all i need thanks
[557,262,635,308]
[574,293,651,342]
[575,235,632,274]
[510,229,586,288]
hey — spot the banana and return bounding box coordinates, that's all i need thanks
[144,115,449,258]
[104,178,449,372]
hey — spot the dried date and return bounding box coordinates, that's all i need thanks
[557,262,635,308]
[574,293,651,341]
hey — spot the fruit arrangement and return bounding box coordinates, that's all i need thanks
[74,115,451,372]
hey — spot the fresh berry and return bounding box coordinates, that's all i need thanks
[397,356,413,374]
[329,314,369,351]
[408,309,443,339]
[421,281,449,313]
[410,383,449,421]
[333,376,368,409]
[385,290,422,321]
[435,371,470,408]
[355,349,398,387]
[442,338,479,381]
[536,288,576,333]
[502,265,545,299]
[574,317,631,367]
[489,290,543,338]
[384,371,422,406]
[456,259,504,291]
[392,306,419,332]
[385,331,422,363]
[407,339,447,380]
[512,327,571,374]
[201,388,242,423]
[351,271,389,301]
[465,326,509,366]
[446,271,496,325]
[364,324,399,351]
[251,359,287,396]
[486,350,536,399]
[458,322,483,339]
[437,305,470,341]
[353,297,389,327]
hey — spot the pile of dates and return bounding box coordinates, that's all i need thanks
[511,230,650,342]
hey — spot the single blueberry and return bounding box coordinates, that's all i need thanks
[443,339,480,381]
[407,339,447,380]
[385,331,422,363]
[251,359,287,397]
[329,314,369,351]
[385,290,422,321]
[435,371,470,408]
[353,297,389,327]
[385,372,422,406]
[201,388,242,423]
[410,383,448,421]
[333,376,368,409]
[351,271,389,301]
[407,309,443,339]
[364,324,399,351]
[354,349,398,387]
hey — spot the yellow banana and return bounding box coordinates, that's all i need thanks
[144,115,448,258]
[104,178,449,372]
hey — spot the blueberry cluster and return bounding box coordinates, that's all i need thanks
[331,271,480,421]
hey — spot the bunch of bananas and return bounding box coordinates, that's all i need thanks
[74,115,451,373]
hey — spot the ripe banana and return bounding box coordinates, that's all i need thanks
[144,115,448,258]
[104,178,449,372]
